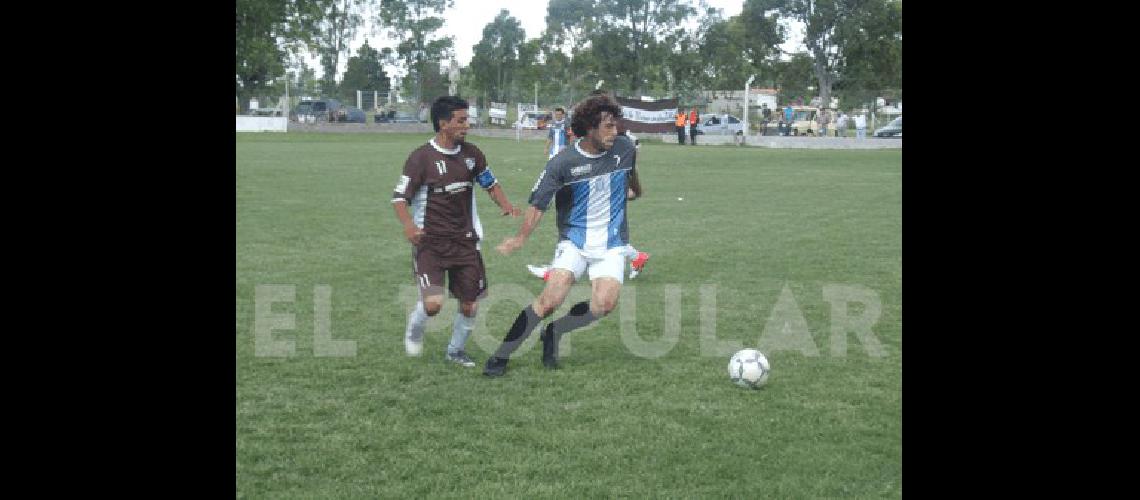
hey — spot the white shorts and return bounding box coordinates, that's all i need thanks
[550,240,627,284]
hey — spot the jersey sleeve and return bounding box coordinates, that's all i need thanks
[391,151,425,204]
[527,161,565,210]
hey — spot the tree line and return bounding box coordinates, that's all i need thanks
[236,0,900,112]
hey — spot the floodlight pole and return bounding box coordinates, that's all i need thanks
[742,74,756,145]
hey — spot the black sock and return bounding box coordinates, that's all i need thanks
[548,301,598,338]
[492,305,542,359]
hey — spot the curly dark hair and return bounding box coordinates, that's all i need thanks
[571,94,623,137]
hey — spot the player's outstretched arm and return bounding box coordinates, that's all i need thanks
[485,184,521,217]
[497,206,544,255]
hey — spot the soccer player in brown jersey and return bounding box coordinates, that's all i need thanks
[391,96,521,367]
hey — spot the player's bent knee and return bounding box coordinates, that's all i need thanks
[589,293,619,316]
[533,296,561,318]
[460,301,478,317]
[590,300,616,317]
[423,298,444,316]
[534,271,573,317]
[590,279,621,316]
[547,269,574,287]
[535,289,570,318]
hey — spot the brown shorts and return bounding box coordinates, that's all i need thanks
[411,236,488,303]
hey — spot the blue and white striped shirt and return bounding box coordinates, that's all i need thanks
[529,135,637,256]
[548,119,569,159]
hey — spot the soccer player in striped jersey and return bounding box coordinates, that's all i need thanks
[484,93,642,377]
[391,96,521,367]
[545,107,570,160]
[527,125,650,281]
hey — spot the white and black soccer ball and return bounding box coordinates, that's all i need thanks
[727,349,771,389]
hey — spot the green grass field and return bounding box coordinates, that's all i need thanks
[236,132,902,498]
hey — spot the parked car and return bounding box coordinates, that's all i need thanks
[336,106,366,123]
[788,106,819,136]
[694,114,744,135]
[375,111,421,123]
[874,116,902,137]
[290,99,344,122]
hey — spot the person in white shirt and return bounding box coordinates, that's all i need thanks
[854,113,867,139]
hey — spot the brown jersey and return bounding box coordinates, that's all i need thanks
[391,138,498,243]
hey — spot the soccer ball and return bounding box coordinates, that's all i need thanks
[727,349,771,389]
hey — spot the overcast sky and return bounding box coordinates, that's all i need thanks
[299,0,805,80]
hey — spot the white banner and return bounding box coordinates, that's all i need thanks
[489,102,507,119]
[236,116,287,132]
[622,107,677,123]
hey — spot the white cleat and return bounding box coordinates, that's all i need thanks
[405,338,423,357]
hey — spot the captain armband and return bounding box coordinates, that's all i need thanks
[476,168,498,189]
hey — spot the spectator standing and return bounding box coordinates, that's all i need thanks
[688,107,699,145]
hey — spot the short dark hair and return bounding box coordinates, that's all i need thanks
[571,94,622,137]
[554,107,565,113]
[430,95,468,132]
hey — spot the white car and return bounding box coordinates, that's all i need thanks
[695,114,744,136]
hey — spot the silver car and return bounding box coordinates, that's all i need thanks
[695,114,744,136]
[874,116,902,138]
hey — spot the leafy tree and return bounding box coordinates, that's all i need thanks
[762,0,901,109]
[514,38,546,104]
[378,0,454,104]
[544,0,599,58]
[543,0,696,97]
[596,0,696,96]
[831,0,901,107]
[691,9,750,91]
[293,62,321,97]
[235,0,328,110]
[738,0,785,66]
[315,0,372,97]
[773,52,816,104]
[338,40,392,102]
[469,10,527,102]
[538,11,600,106]
[415,63,451,102]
